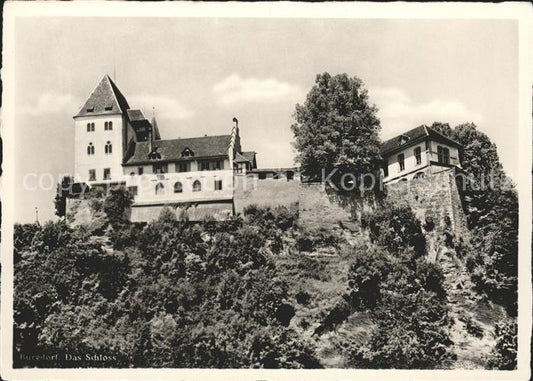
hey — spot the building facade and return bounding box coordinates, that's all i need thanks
[380,125,462,184]
[73,75,257,220]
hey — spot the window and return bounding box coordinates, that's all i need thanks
[103,168,111,180]
[155,183,165,195]
[181,148,194,157]
[193,180,201,192]
[87,143,95,155]
[104,104,113,111]
[176,162,191,173]
[174,182,183,193]
[104,122,108,130]
[199,160,224,171]
[88,169,96,181]
[214,180,223,191]
[398,153,405,171]
[86,107,94,113]
[437,146,450,165]
[105,141,112,154]
[153,163,168,174]
[414,147,422,165]
[138,167,144,175]
[105,121,113,131]
[128,186,138,197]
[87,123,91,132]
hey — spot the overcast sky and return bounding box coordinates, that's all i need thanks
[14,17,518,223]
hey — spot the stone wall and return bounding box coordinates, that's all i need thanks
[386,169,469,236]
[233,174,300,214]
[130,201,233,222]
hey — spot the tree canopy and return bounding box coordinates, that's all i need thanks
[291,73,382,184]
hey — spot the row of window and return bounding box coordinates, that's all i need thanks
[137,179,223,196]
[396,146,450,172]
[129,160,225,176]
[88,168,111,181]
[86,121,113,132]
[87,142,113,155]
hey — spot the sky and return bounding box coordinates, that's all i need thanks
[13,17,518,223]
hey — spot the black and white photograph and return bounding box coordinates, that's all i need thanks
[1,2,531,380]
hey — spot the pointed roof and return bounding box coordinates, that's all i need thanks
[74,74,130,118]
[151,116,161,140]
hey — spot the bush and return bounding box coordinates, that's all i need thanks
[364,205,426,257]
[486,319,517,370]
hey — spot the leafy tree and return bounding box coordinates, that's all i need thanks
[486,319,517,370]
[54,176,74,217]
[291,73,381,183]
[103,187,133,227]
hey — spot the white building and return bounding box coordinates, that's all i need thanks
[380,125,462,184]
[73,75,257,219]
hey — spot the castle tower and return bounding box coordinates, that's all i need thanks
[73,75,130,185]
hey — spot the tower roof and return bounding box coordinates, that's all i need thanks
[74,74,130,118]
[151,115,161,140]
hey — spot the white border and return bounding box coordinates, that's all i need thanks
[2,2,532,380]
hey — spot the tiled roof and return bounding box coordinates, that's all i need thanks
[125,135,232,165]
[380,125,461,155]
[74,75,130,118]
[234,151,256,163]
[127,109,145,122]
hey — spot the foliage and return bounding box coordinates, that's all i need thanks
[103,187,133,227]
[54,176,74,217]
[363,204,426,257]
[14,205,320,368]
[433,122,518,315]
[291,73,382,183]
[486,319,517,370]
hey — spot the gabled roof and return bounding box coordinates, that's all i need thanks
[234,151,256,163]
[380,125,462,155]
[124,135,232,165]
[74,75,130,118]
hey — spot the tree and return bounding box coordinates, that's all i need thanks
[54,176,74,217]
[103,187,133,227]
[291,73,381,184]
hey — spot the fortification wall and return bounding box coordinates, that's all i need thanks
[386,169,469,236]
[233,174,300,214]
[130,202,233,222]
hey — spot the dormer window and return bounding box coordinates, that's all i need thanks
[398,135,410,145]
[86,106,95,113]
[148,146,162,160]
[104,104,113,111]
[181,147,194,157]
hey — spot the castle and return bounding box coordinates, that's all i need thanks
[71,74,463,222]
[72,75,297,221]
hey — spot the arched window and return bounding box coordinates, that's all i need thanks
[91,123,95,131]
[87,142,94,155]
[155,182,165,195]
[174,182,183,193]
[104,121,108,130]
[192,180,201,192]
[108,121,113,130]
[105,141,112,154]
[87,123,91,132]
